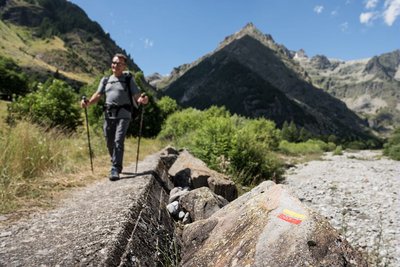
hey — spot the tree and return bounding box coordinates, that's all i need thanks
[299,127,312,142]
[281,121,299,142]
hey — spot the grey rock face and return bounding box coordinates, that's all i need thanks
[297,50,400,135]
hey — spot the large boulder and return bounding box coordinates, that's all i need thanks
[180,181,367,267]
[168,149,238,201]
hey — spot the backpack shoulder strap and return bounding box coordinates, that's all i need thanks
[123,72,132,88]
[102,76,109,86]
[123,72,135,108]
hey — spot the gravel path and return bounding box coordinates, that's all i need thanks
[284,150,400,267]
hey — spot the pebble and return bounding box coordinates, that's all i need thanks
[284,150,400,267]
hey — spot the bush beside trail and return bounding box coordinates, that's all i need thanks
[160,106,318,186]
[7,79,81,131]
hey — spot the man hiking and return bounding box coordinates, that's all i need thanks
[81,53,148,181]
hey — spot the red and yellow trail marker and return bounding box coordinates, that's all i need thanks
[277,209,306,225]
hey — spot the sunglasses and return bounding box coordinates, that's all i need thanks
[112,61,125,66]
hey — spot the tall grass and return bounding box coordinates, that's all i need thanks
[1,121,86,212]
[0,118,165,214]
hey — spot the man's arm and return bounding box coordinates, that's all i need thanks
[81,92,102,108]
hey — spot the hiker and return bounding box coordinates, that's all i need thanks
[81,53,148,181]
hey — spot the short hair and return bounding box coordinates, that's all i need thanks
[113,53,127,63]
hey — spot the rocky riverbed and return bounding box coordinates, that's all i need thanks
[284,150,399,267]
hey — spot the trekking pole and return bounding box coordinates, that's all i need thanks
[135,102,145,173]
[82,96,94,173]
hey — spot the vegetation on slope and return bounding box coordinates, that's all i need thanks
[0,0,138,87]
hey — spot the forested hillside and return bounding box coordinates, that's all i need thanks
[0,0,139,89]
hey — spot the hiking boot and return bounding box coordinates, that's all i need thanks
[109,169,120,181]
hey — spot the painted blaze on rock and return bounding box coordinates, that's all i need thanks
[181,181,367,267]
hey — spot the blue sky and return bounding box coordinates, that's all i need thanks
[68,0,399,76]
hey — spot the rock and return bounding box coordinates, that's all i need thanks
[179,187,228,222]
[166,201,180,217]
[182,212,192,224]
[178,211,186,219]
[180,181,367,267]
[168,150,207,188]
[190,169,210,189]
[208,175,237,202]
[159,146,179,169]
[168,187,190,204]
[168,149,238,201]
[171,168,192,188]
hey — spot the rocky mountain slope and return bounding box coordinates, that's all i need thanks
[295,50,400,136]
[0,0,140,87]
[158,23,376,141]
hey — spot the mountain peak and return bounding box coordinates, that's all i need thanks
[240,22,262,35]
[218,23,277,50]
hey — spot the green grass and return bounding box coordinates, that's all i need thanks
[0,101,7,123]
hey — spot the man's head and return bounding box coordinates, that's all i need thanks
[111,53,127,76]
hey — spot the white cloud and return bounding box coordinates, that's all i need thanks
[383,0,400,25]
[360,11,379,24]
[314,5,324,14]
[340,22,350,32]
[365,0,379,9]
[143,38,154,49]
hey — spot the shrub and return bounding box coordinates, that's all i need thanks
[384,128,400,160]
[345,140,367,150]
[238,118,281,150]
[157,96,179,121]
[384,144,400,160]
[158,108,205,145]
[0,56,29,98]
[188,115,235,170]
[7,79,81,131]
[229,125,283,186]
[333,145,343,155]
[158,106,284,186]
[279,139,335,155]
